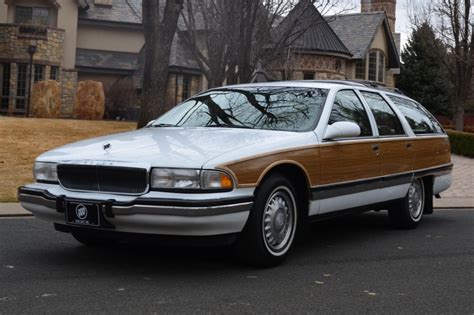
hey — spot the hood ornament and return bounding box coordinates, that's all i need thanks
[103,143,111,152]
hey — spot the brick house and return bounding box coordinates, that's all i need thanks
[0,0,400,118]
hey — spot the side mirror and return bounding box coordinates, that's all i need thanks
[324,121,361,140]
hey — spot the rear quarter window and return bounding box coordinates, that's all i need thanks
[388,95,444,135]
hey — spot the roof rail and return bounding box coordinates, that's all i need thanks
[299,79,404,94]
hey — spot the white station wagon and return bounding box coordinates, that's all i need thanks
[19,81,452,266]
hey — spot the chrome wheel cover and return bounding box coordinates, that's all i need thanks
[408,179,424,221]
[262,186,297,256]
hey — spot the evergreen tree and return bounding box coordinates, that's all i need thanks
[398,23,453,116]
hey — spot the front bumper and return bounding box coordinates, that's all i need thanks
[18,185,253,236]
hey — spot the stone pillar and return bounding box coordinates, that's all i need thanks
[8,63,17,115]
[60,68,77,117]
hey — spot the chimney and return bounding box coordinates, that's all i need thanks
[361,0,396,32]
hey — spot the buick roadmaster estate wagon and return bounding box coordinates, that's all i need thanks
[19,81,452,266]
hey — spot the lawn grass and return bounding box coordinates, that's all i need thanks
[0,117,136,202]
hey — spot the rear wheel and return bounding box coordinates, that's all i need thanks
[389,178,425,229]
[235,174,298,267]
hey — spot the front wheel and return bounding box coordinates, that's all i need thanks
[389,178,425,229]
[235,174,298,267]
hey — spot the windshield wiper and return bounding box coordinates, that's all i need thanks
[207,124,253,129]
[150,123,176,128]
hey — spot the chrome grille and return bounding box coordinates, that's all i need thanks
[57,164,148,194]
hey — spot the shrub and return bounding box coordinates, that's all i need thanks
[444,125,474,133]
[447,130,474,157]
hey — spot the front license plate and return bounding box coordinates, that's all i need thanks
[65,202,100,227]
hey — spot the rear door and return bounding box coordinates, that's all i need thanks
[360,91,414,176]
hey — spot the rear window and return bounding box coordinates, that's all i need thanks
[388,96,444,135]
[361,92,405,136]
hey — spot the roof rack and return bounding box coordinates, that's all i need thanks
[299,79,404,94]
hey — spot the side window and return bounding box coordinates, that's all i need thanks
[389,96,444,134]
[361,91,405,136]
[328,90,372,137]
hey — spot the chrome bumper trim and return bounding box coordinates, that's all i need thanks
[18,187,253,236]
[112,202,252,216]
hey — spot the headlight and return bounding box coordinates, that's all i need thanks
[151,168,200,189]
[34,162,58,183]
[150,168,234,191]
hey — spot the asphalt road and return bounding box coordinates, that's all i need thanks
[0,209,473,314]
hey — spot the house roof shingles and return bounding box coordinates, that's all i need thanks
[277,0,351,57]
[327,12,386,60]
[79,0,142,24]
[75,49,138,73]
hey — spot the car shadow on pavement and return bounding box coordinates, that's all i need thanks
[23,210,457,274]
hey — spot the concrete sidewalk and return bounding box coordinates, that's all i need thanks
[2,155,472,217]
[0,203,32,217]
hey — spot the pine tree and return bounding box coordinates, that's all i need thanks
[398,23,453,116]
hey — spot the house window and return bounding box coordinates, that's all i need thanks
[355,60,366,79]
[368,52,377,81]
[15,6,50,26]
[356,50,386,83]
[377,53,385,83]
[303,72,315,80]
[1,63,10,110]
[182,75,191,100]
[34,65,45,83]
[50,66,59,81]
[16,64,28,110]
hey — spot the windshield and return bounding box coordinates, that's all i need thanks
[152,87,328,132]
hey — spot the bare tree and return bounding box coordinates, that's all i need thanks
[179,0,351,88]
[410,0,473,131]
[138,0,184,128]
[434,0,473,131]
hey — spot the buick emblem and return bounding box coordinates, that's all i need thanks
[75,204,88,220]
[103,143,111,152]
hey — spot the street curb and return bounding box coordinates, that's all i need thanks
[0,213,33,218]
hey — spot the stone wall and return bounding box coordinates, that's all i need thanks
[0,23,77,116]
[0,24,64,65]
[271,53,347,81]
[60,69,77,116]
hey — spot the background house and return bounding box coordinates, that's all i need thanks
[0,0,401,118]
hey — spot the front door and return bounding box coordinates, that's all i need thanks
[318,89,379,214]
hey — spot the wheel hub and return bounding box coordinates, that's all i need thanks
[263,189,294,253]
[408,180,423,220]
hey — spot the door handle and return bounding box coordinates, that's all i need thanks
[406,142,412,149]
[372,144,380,151]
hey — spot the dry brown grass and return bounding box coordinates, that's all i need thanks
[0,117,135,202]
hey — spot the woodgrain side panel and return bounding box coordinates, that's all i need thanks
[221,136,451,189]
[379,139,414,176]
[412,137,451,170]
[222,147,320,187]
[319,142,379,185]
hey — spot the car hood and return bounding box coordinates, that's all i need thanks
[37,127,313,169]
